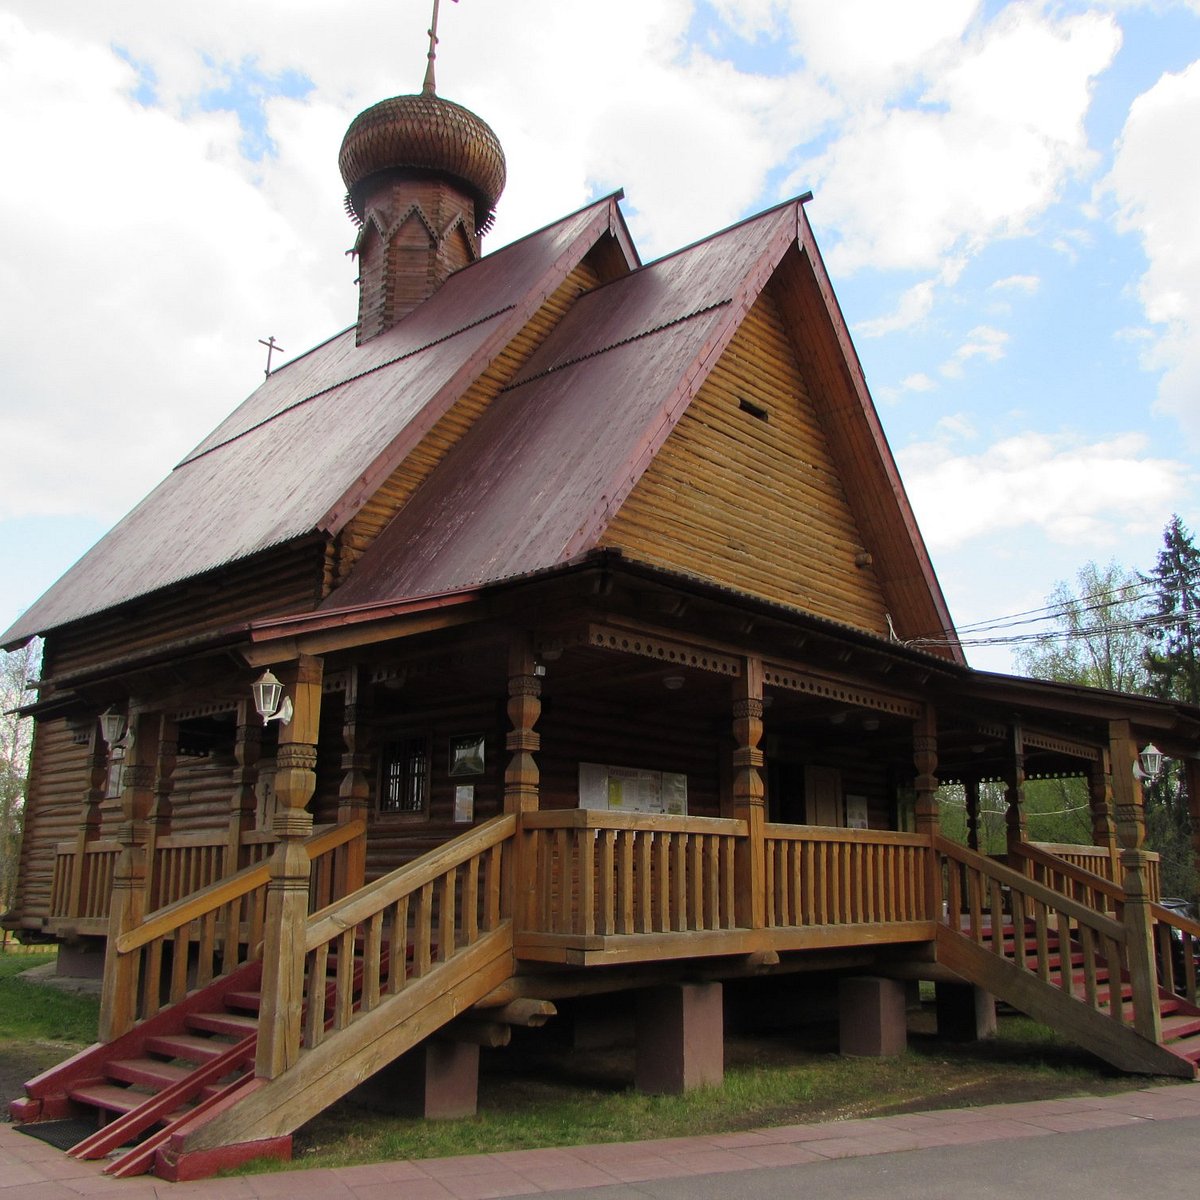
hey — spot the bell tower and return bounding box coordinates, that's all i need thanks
[338,2,506,343]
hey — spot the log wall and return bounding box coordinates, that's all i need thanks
[43,542,326,681]
[599,283,891,637]
[11,718,92,928]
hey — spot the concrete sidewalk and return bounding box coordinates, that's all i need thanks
[2,1082,1198,1198]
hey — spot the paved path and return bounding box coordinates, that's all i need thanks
[3,1082,1198,1198]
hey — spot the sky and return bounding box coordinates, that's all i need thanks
[1,0,1198,675]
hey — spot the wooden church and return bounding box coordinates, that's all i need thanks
[5,21,1200,1181]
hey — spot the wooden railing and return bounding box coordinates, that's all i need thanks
[50,840,120,924]
[149,834,227,910]
[111,821,365,1024]
[764,826,932,927]
[299,813,514,1054]
[936,836,1134,1026]
[1012,842,1124,916]
[520,810,745,939]
[1150,902,1200,1006]
[1028,841,1160,901]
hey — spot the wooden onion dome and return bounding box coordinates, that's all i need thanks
[340,91,507,342]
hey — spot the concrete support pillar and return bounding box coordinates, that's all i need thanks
[839,976,907,1058]
[935,981,997,1042]
[635,982,724,1094]
[392,1041,481,1119]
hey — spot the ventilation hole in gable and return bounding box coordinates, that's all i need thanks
[738,397,768,421]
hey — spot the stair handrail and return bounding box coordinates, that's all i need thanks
[306,813,515,949]
[281,812,517,1069]
[117,820,365,956]
[1010,841,1124,909]
[936,835,1126,942]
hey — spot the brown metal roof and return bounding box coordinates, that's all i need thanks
[3,196,632,647]
[325,202,802,608]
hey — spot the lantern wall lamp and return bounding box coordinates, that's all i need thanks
[98,706,133,751]
[1132,742,1164,782]
[251,670,293,727]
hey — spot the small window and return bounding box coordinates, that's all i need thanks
[379,735,430,816]
[738,397,768,421]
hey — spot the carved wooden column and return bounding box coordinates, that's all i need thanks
[505,635,542,932]
[964,776,980,853]
[1003,722,1027,864]
[732,657,765,931]
[144,714,178,911]
[100,707,159,1041]
[912,705,939,920]
[1110,719,1161,1043]
[228,700,261,875]
[66,728,108,923]
[336,666,371,897]
[1088,752,1118,886]
[256,654,323,1079]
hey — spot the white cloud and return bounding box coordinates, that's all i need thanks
[899,431,1190,551]
[940,325,1009,378]
[1105,58,1200,445]
[803,4,1119,276]
[855,279,937,336]
[991,274,1040,294]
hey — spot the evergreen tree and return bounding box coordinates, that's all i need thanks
[1140,515,1200,897]
[1142,514,1200,705]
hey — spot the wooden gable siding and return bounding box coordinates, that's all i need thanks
[42,542,327,682]
[599,286,891,637]
[326,255,606,593]
[11,718,93,927]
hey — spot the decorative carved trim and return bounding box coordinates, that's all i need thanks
[121,765,154,790]
[275,745,318,773]
[1022,731,1102,762]
[587,625,741,675]
[169,699,239,722]
[762,664,921,717]
[732,698,764,721]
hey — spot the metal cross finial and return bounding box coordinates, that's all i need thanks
[259,335,285,379]
[422,0,458,96]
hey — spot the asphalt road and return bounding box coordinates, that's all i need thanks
[535,1115,1200,1199]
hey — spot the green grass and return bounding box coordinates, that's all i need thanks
[261,1011,1146,1174]
[0,952,100,1044]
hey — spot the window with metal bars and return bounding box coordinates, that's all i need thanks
[379,734,430,816]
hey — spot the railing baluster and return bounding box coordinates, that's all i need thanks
[388,895,409,994]
[687,831,703,930]
[439,868,457,961]
[303,945,328,1049]
[415,882,434,977]
[653,832,669,933]
[667,830,686,931]
[637,833,653,934]
[335,927,355,1030]
[363,911,383,1013]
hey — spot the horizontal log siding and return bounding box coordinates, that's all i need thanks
[599,285,891,637]
[43,542,326,681]
[538,699,723,817]
[12,718,92,927]
[328,257,605,591]
[365,699,504,880]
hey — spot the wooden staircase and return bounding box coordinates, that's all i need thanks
[11,813,517,1180]
[934,837,1200,1078]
